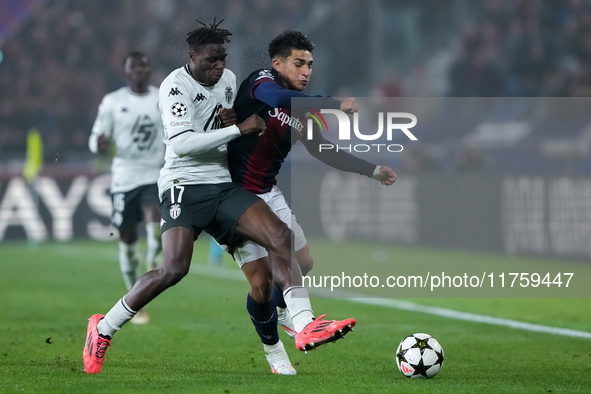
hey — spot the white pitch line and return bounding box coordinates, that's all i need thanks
[190,264,591,339]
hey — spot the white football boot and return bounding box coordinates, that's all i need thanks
[264,340,296,375]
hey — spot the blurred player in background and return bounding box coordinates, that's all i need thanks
[88,52,165,324]
[229,30,396,337]
[84,20,355,376]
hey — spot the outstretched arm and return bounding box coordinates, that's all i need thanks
[371,166,397,186]
[300,128,397,186]
[300,130,373,176]
[169,125,241,157]
[170,115,266,157]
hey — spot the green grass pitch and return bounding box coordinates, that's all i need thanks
[0,239,589,393]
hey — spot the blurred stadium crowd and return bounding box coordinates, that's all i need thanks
[1,0,591,173]
[0,0,311,163]
[448,0,591,97]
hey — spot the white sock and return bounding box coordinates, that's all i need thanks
[119,241,139,291]
[263,339,282,354]
[145,222,161,271]
[283,286,314,333]
[97,298,137,338]
[263,340,291,366]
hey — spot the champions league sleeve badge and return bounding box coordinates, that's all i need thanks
[171,103,187,118]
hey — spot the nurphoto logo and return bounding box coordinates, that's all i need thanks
[305,109,418,153]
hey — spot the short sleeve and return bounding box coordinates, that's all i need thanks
[159,80,197,138]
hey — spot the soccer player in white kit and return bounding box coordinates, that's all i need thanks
[84,20,356,376]
[89,52,165,324]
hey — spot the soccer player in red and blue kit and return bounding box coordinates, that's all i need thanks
[227,30,397,368]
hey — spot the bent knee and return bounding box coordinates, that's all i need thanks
[299,257,314,275]
[267,224,293,251]
[249,275,273,302]
[159,261,190,287]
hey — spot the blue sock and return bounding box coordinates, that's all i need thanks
[208,237,222,263]
[246,294,279,345]
[272,283,287,308]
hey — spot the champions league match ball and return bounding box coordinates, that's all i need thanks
[395,333,444,379]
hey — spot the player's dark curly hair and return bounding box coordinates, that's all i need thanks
[186,18,232,50]
[268,30,315,59]
[123,51,148,65]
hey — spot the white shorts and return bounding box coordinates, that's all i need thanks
[233,186,306,268]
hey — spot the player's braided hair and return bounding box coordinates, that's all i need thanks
[268,30,315,59]
[186,18,232,50]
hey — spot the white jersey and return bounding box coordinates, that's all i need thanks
[90,86,165,193]
[158,65,238,198]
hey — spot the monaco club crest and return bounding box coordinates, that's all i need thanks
[169,203,181,219]
[225,86,233,105]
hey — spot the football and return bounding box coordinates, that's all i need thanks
[395,333,444,378]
